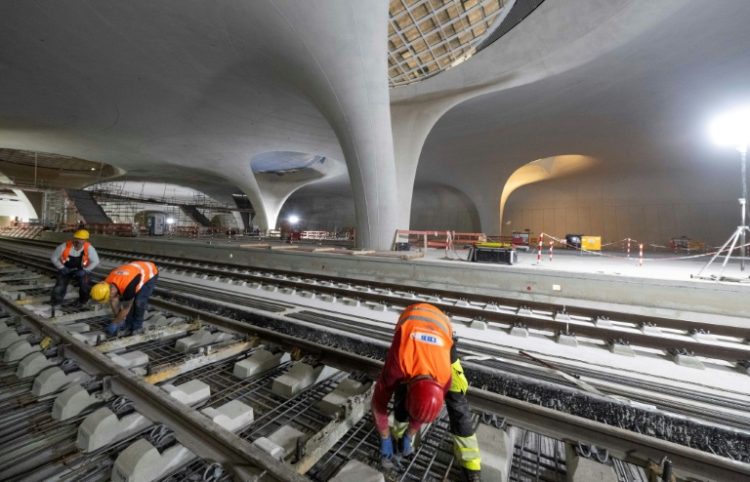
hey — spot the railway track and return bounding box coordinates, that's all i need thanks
[0,244,748,480]
[2,237,747,365]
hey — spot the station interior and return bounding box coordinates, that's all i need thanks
[0,1,749,481]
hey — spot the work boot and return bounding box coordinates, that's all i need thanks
[462,469,481,482]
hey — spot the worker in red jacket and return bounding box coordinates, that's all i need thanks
[371,303,481,481]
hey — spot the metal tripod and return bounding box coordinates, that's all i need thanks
[694,147,750,279]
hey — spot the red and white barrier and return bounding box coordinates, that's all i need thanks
[549,240,554,262]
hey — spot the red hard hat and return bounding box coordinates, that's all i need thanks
[406,378,444,423]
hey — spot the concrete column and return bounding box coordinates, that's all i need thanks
[270,0,398,250]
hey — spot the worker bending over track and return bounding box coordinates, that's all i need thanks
[90,261,159,336]
[372,303,482,481]
[50,229,99,311]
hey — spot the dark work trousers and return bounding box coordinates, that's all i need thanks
[51,269,90,305]
[124,275,158,331]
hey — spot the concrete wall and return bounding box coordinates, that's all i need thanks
[502,169,738,246]
[409,184,481,232]
[280,183,481,233]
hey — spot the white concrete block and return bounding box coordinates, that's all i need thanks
[52,384,99,421]
[71,331,103,346]
[252,437,285,460]
[201,400,254,432]
[108,351,149,369]
[556,333,578,347]
[162,379,210,405]
[268,425,304,457]
[331,459,385,482]
[77,407,151,452]
[0,329,26,349]
[566,445,618,482]
[475,424,516,482]
[3,338,39,362]
[232,349,288,379]
[640,325,661,335]
[112,439,194,482]
[672,353,705,370]
[510,326,529,337]
[16,351,53,378]
[609,343,635,357]
[175,330,234,352]
[63,323,91,333]
[316,378,370,416]
[470,320,488,330]
[32,367,89,396]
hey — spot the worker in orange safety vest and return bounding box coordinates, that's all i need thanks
[371,303,481,481]
[50,229,99,310]
[90,261,158,336]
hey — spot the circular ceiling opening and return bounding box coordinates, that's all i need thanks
[388,0,514,86]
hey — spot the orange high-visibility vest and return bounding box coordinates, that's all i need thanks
[60,240,91,267]
[396,303,453,387]
[105,261,158,295]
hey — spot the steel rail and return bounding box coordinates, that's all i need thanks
[0,292,308,482]
[1,240,748,363]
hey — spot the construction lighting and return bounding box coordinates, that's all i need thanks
[166,217,175,225]
[288,215,299,225]
[695,106,750,277]
[710,106,750,152]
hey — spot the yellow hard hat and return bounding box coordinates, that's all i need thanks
[90,282,110,302]
[73,229,90,240]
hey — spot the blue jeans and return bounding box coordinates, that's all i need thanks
[124,275,158,331]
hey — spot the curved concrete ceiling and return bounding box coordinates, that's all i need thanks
[2,0,750,246]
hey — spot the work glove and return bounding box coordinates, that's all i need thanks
[105,322,122,337]
[380,437,394,460]
[59,267,71,276]
[401,433,414,457]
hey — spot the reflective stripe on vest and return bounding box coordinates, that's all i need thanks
[105,261,158,295]
[60,240,90,267]
[396,304,453,387]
